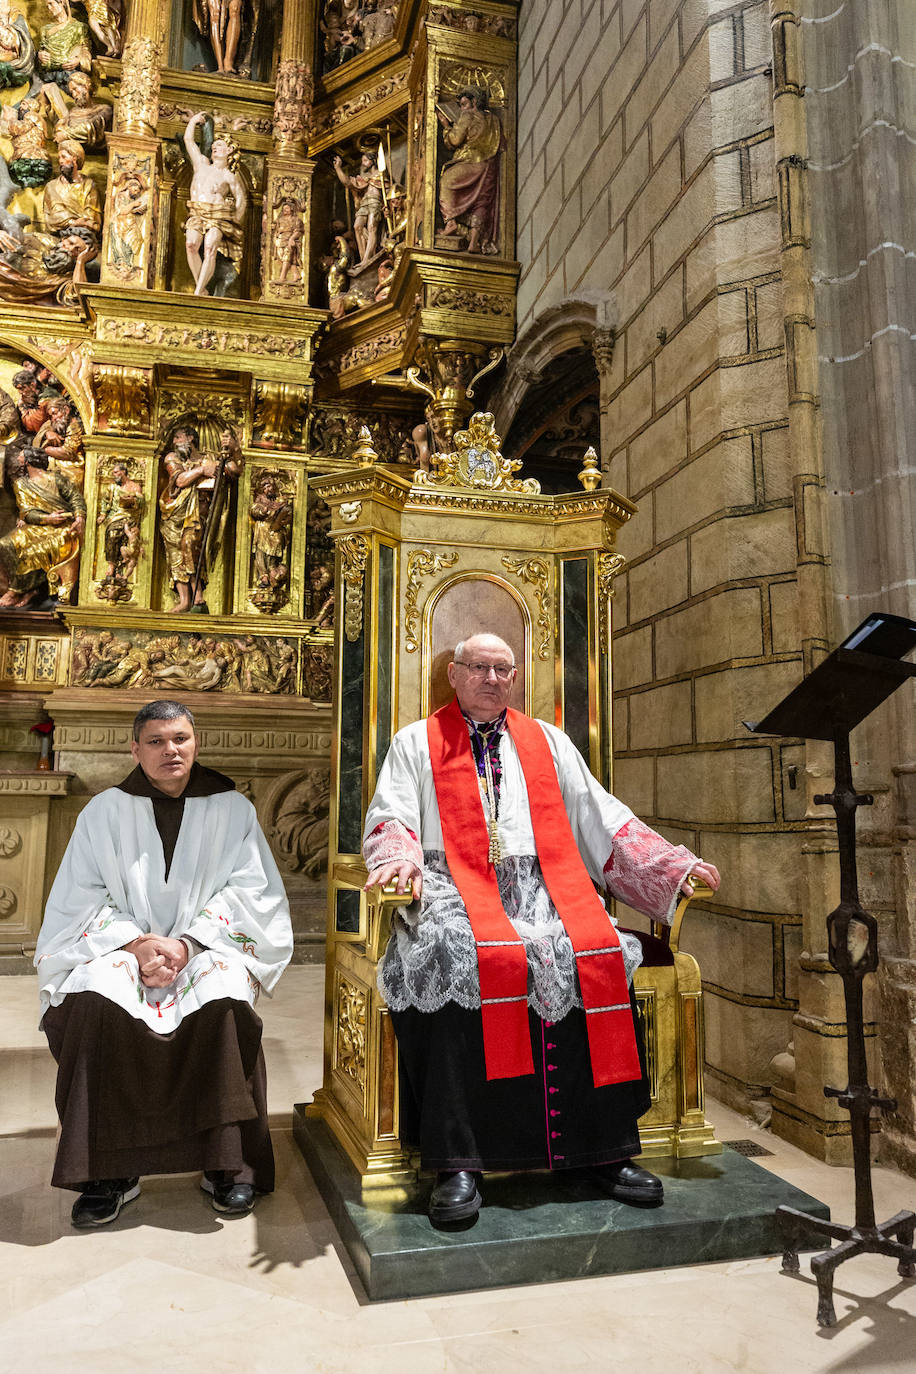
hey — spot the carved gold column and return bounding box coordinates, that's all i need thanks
[100,0,167,288]
[260,5,316,306]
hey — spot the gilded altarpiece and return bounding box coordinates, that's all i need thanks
[0,0,525,965]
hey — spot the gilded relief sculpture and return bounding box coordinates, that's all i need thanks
[36,0,92,86]
[436,86,502,254]
[71,627,298,692]
[190,0,264,77]
[332,149,384,266]
[320,1,399,74]
[95,459,144,602]
[0,444,85,608]
[83,0,123,58]
[158,423,242,613]
[0,0,34,89]
[0,139,101,304]
[183,112,247,296]
[106,154,151,278]
[248,468,293,613]
[325,135,406,313]
[50,70,111,151]
[1,93,52,186]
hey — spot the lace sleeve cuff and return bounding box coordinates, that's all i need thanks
[363,819,423,874]
[602,818,698,925]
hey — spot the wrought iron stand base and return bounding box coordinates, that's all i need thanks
[777,1203,916,1327]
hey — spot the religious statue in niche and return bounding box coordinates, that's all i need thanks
[269,767,331,878]
[50,70,112,151]
[1,93,52,186]
[436,85,502,255]
[247,468,294,614]
[83,0,123,57]
[303,640,331,702]
[158,422,242,613]
[189,0,267,78]
[319,0,399,74]
[107,154,150,278]
[0,443,85,608]
[0,138,102,304]
[0,0,35,89]
[95,459,144,602]
[267,195,304,293]
[324,135,407,314]
[182,112,247,296]
[36,0,92,86]
[304,493,334,627]
[33,388,85,488]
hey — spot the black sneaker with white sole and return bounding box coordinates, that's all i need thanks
[201,1172,256,1216]
[71,1178,140,1228]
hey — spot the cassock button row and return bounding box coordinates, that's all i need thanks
[550,1109,560,1117]
[549,1086,559,1094]
[547,1064,557,1071]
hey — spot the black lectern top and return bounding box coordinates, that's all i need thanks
[746,613,916,740]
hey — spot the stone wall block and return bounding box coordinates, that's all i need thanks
[628,400,688,494]
[741,2,773,70]
[707,16,737,82]
[685,207,781,312]
[624,26,680,148]
[657,746,775,824]
[627,679,693,749]
[655,587,763,676]
[653,36,711,162]
[768,578,799,653]
[704,995,794,1086]
[612,753,656,816]
[654,434,755,543]
[627,271,686,379]
[688,355,789,452]
[710,71,774,145]
[749,135,777,203]
[699,829,803,915]
[581,120,625,215]
[690,506,797,593]
[680,906,776,998]
[605,364,654,440]
[610,129,651,226]
[626,144,683,256]
[694,660,803,745]
[654,296,719,407]
[652,161,716,283]
[629,540,690,621]
[601,15,649,135]
[612,624,654,690]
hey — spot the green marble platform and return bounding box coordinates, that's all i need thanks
[293,1107,831,1302]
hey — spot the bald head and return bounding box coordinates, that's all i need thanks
[448,633,517,720]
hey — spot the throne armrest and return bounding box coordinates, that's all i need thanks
[334,861,405,961]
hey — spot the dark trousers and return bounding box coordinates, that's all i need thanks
[390,990,650,1172]
[43,991,275,1192]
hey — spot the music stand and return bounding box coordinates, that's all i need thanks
[745,612,916,1326]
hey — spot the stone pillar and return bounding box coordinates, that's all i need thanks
[260,4,316,305]
[100,0,167,288]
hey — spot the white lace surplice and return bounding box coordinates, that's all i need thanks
[363,718,699,1020]
[35,789,293,1033]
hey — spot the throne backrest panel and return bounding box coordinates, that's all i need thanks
[424,574,528,715]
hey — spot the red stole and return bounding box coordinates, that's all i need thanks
[426,698,642,1087]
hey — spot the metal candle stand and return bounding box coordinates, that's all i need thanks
[747,613,916,1327]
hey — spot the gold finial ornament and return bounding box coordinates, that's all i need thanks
[578,446,602,492]
[415,411,540,494]
[353,426,378,467]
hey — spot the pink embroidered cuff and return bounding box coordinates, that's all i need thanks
[603,818,698,925]
[363,819,423,874]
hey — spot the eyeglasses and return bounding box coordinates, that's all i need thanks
[454,660,516,680]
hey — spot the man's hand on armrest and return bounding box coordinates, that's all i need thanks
[680,861,720,896]
[122,935,190,988]
[364,861,423,902]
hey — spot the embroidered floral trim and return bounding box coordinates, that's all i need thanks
[364,818,423,873]
[603,818,698,924]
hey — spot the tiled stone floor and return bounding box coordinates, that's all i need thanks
[3,966,916,1372]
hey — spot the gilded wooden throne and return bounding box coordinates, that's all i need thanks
[297,415,720,1191]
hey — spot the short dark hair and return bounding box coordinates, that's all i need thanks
[132,699,195,742]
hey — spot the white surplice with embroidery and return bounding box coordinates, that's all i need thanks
[35,789,293,1033]
[363,717,699,1022]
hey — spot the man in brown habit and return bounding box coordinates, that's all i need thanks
[35,699,292,1227]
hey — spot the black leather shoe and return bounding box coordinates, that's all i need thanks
[429,1170,482,1225]
[201,1172,257,1216]
[594,1160,664,1206]
[71,1178,140,1228]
